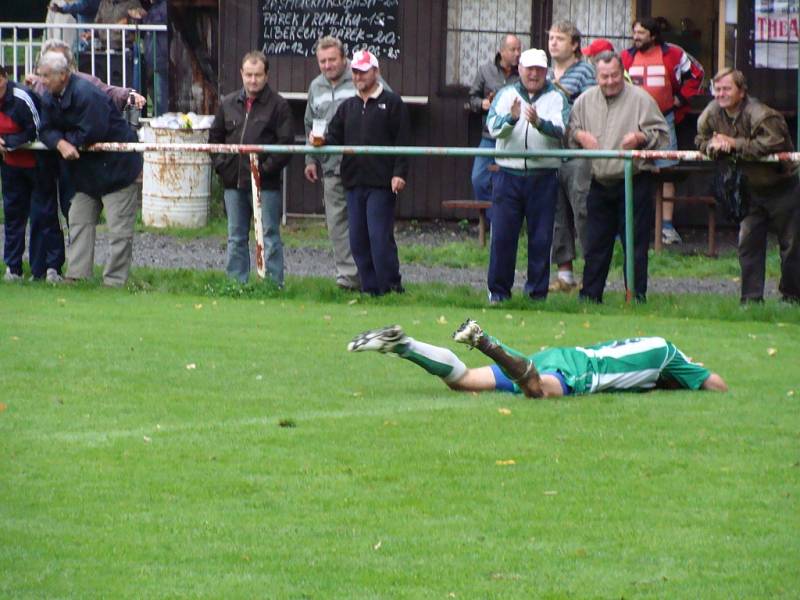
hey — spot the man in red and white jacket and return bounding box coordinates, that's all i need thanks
[621,17,704,245]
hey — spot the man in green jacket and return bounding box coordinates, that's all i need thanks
[696,68,799,304]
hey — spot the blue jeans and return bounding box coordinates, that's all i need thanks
[224,187,283,285]
[471,137,497,202]
[488,169,558,301]
[346,186,402,295]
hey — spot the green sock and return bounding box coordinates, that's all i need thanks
[395,338,467,383]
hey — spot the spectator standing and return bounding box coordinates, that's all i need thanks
[467,34,521,205]
[546,21,596,293]
[321,50,410,296]
[27,38,145,220]
[38,51,142,287]
[568,51,669,303]
[303,36,392,291]
[92,0,144,51]
[140,0,168,115]
[0,66,64,283]
[209,51,293,286]
[696,69,800,304]
[485,48,570,303]
[621,17,704,245]
[49,0,101,24]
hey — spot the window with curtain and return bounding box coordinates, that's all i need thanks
[551,0,632,53]
[445,0,533,87]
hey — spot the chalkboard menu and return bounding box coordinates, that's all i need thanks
[261,0,400,59]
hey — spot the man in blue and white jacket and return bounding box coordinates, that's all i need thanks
[485,48,570,303]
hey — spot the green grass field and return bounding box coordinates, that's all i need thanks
[2,277,799,598]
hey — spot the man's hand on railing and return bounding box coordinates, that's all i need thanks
[621,131,646,150]
[708,132,736,155]
[574,130,600,150]
[57,139,80,160]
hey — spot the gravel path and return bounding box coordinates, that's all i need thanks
[4,222,778,297]
[119,223,777,297]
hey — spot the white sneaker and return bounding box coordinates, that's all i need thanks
[46,268,64,284]
[452,318,484,348]
[3,269,22,282]
[661,227,682,245]
[347,325,407,353]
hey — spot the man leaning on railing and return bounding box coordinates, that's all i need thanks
[696,68,800,305]
[38,50,142,287]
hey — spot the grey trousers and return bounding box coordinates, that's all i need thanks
[66,183,138,286]
[551,158,591,266]
[323,175,359,288]
[739,178,800,302]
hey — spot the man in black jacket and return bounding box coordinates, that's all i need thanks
[209,51,293,286]
[39,51,142,287]
[320,50,410,296]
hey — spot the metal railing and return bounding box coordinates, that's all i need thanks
[25,142,800,298]
[0,22,167,113]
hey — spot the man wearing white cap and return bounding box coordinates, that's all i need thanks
[485,47,570,304]
[317,49,410,296]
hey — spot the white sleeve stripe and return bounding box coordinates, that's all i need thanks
[13,87,41,132]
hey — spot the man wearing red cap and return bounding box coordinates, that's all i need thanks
[318,50,410,296]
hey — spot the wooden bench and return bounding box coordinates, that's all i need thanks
[653,164,718,257]
[442,200,492,247]
[654,189,717,256]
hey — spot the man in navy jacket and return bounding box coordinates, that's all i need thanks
[38,51,142,287]
[320,50,410,296]
[0,65,64,282]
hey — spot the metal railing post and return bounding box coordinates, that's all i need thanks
[152,31,159,115]
[624,156,635,303]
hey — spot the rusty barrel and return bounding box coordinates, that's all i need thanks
[142,125,212,228]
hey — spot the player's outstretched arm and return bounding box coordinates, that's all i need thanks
[701,373,728,392]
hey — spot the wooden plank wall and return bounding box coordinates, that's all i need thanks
[218,0,476,219]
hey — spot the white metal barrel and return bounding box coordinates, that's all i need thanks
[141,125,212,228]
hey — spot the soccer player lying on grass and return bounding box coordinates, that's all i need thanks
[348,319,727,397]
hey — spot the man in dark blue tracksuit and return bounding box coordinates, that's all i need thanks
[0,66,64,282]
[322,50,410,296]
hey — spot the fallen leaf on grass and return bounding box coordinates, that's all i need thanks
[0,403,7,413]
[505,313,513,320]
[543,490,558,496]
[787,390,795,397]
[347,298,359,305]
[143,436,152,443]
[582,321,591,328]
[255,374,263,381]
[437,315,448,325]
[496,459,516,466]
[323,315,332,321]
[10,336,19,341]
[373,540,382,550]
[194,303,203,310]
[278,419,296,428]
[185,363,197,370]
[498,408,512,415]
[767,347,778,357]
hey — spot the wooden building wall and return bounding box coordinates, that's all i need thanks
[219,0,475,219]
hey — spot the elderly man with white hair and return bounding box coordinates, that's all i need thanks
[38,51,143,287]
[484,47,570,304]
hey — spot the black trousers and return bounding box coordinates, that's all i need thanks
[739,178,800,303]
[579,174,653,303]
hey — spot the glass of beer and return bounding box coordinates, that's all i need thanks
[311,119,327,146]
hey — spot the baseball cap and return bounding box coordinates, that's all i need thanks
[582,39,615,57]
[351,50,379,72]
[519,48,548,69]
